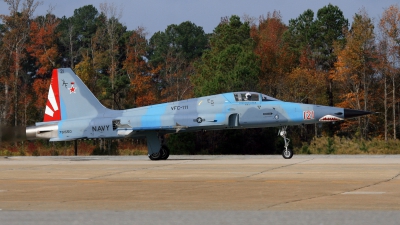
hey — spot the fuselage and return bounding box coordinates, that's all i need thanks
[25,68,373,159]
[30,91,345,141]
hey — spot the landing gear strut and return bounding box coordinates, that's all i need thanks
[279,126,293,159]
[148,133,170,160]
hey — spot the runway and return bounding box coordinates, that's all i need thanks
[1,155,400,224]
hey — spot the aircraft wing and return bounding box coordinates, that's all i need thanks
[116,122,192,136]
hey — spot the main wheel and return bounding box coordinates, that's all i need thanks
[282,148,293,159]
[148,146,170,160]
[160,145,170,160]
[149,151,162,160]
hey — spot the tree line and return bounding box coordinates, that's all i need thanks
[0,0,399,154]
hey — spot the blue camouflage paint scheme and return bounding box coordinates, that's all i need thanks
[26,68,371,157]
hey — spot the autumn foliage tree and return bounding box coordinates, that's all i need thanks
[0,0,40,126]
[379,4,400,140]
[123,27,157,107]
[28,14,60,75]
[333,10,378,139]
[26,13,61,120]
[251,11,295,99]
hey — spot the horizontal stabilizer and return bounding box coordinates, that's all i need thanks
[50,137,80,142]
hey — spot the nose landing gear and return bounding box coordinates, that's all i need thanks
[279,126,293,159]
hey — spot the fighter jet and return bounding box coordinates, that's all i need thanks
[26,68,373,159]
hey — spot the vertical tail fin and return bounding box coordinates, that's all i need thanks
[43,68,107,122]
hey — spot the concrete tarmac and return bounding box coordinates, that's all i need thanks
[1,155,400,224]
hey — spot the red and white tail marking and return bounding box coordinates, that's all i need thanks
[43,70,61,122]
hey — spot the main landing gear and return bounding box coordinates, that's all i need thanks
[279,126,293,159]
[148,133,170,160]
[149,145,170,160]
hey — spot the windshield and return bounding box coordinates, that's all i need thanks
[233,92,280,102]
[234,92,259,101]
[261,94,280,101]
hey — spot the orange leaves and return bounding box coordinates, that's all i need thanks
[253,11,291,74]
[330,10,379,138]
[32,78,50,111]
[333,10,376,102]
[251,11,295,96]
[336,92,362,109]
[286,67,326,103]
[27,15,60,76]
[123,28,157,107]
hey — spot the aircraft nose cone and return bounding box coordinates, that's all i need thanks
[344,109,373,119]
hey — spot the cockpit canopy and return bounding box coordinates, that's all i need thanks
[233,92,280,102]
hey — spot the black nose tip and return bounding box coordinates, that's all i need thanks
[344,109,373,119]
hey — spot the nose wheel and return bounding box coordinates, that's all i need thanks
[279,126,293,159]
